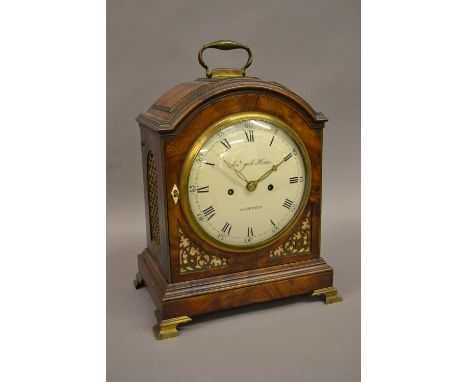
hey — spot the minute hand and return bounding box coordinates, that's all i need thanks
[254,158,287,184]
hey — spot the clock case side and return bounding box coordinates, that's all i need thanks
[136,77,334,320]
[136,81,211,283]
[138,122,171,282]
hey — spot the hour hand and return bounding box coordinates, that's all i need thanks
[223,159,248,183]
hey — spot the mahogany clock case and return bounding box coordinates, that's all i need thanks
[135,74,339,322]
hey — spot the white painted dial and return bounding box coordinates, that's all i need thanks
[184,115,308,250]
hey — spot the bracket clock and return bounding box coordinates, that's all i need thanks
[133,40,342,340]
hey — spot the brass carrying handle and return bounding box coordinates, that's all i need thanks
[198,40,252,78]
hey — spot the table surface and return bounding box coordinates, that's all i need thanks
[106,218,360,382]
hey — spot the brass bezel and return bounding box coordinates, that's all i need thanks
[179,112,312,253]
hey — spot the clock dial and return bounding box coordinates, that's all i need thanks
[181,113,310,251]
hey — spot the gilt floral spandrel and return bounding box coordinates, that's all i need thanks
[269,210,311,258]
[179,227,229,274]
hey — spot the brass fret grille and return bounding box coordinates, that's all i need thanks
[147,151,160,247]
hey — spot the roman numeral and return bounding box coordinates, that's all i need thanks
[290,176,303,183]
[244,130,254,142]
[220,139,231,150]
[247,227,254,237]
[203,161,215,166]
[202,206,216,220]
[283,198,293,209]
[289,176,299,183]
[197,186,209,193]
[284,153,292,162]
[270,218,279,232]
[221,222,232,235]
[269,136,275,146]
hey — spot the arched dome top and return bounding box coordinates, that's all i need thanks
[136,76,327,136]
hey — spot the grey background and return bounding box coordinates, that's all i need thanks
[107,0,360,381]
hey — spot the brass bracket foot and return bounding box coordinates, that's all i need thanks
[312,287,343,304]
[133,271,145,289]
[153,315,192,340]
